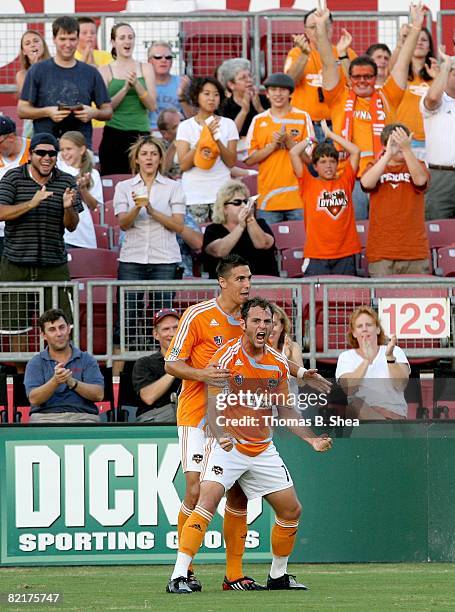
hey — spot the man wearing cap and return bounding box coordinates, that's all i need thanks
[132,308,181,423]
[0,133,82,331]
[0,115,31,257]
[17,15,112,150]
[245,72,314,224]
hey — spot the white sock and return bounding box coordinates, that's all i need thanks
[269,554,289,579]
[171,552,192,580]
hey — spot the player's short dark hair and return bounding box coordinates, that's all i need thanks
[304,8,333,24]
[52,16,79,37]
[77,16,97,26]
[216,254,250,280]
[39,308,70,332]
[380,122,410,146]
[241,297,274,321]
[366,43,391,57]
[312,142,339,164]
[188,77,225,107]
[349,56,378,77]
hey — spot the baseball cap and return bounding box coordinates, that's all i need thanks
[0,115,16,137]
[153,308,180,326]
[30,132,60,151]
[194,124,219,170]
[264,72,295,93]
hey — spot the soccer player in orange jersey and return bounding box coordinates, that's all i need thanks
[165,254,265,591]
[166,297,332,594]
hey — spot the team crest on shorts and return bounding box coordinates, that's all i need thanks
[213,335,224,346]
[212,465,223,475]
[268,378,279,389]
[234,374,244,385]
[192,454,203,464]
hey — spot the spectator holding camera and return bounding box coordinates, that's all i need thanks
[18,16,112,151]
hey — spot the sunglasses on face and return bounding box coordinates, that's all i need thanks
[350,74,375,82]
[225,198,249,207]
[32,149,58,158]
[151,54,173,60]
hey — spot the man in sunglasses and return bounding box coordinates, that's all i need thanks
[0,133,82,335]
[147,41,193,131]
[316,3,426,219]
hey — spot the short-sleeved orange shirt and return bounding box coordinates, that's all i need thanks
[396,75,431,142]
[324,76,405,176]
[165,298,243,427]
[298,163,360,259]
[363,160,429,262]
[246,108,314,211]
[285,45,356,121]
[209,337,290,456]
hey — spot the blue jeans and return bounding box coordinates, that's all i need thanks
[353,179,369,220]
[313,120,332,144]
[256,209,303,224]
[303,255,357,277]
[117,262,179,348]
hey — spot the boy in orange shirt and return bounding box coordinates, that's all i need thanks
[290,120,361,276]
[360,123,430,276]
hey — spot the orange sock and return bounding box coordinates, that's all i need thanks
[178,504,193,571]
[224,505,248,581]
[271,517,299,558]
[179,505,213,557]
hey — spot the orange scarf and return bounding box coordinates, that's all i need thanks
[342,89,387,158]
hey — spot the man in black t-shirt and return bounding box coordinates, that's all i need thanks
[132,308,181,423]
[18,16,112,149]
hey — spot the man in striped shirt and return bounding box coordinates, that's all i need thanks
[0,132,82,333]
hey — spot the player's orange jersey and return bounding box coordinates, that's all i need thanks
[246,108,314,212]
[165,298,243,427]
[209,337,290,457]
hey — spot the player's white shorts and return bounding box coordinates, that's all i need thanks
[201,439,294,500]
[178,426,206,473]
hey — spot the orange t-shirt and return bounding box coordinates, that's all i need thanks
[299,162,360,259]
[396,75,432,142]
[209,337,290,457]
[165,298,243,427]
[246,108,314,212]
[363,160,429,262]
[324,76,405,176]
[285,45,356,121]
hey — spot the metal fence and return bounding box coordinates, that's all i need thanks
[0,9,432,93]
[1,277,454,368]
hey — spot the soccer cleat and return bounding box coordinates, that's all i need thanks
[267,573,308,590]
[187,570,202,592]
[166,576,193,594]
[222,575,266,591]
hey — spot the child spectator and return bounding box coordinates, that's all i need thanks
[290,120,360,276]
[58,131,103,249]
[360,123,430,276]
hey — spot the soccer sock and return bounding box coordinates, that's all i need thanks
[178,503,194,573]
[171,505,213,580]
[270,517,299,579]
[224,505,248,581]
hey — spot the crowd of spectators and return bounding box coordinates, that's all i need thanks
[0,5,454,422]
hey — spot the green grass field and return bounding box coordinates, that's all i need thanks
[1,563,454,611]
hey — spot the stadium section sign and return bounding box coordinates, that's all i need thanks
[0,427,270,566]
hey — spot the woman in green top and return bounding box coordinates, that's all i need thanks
[98,22,156,175]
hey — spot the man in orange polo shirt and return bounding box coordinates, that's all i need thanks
[245,72,314,224]
[284,8,356,142]
[316,3,426,220]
